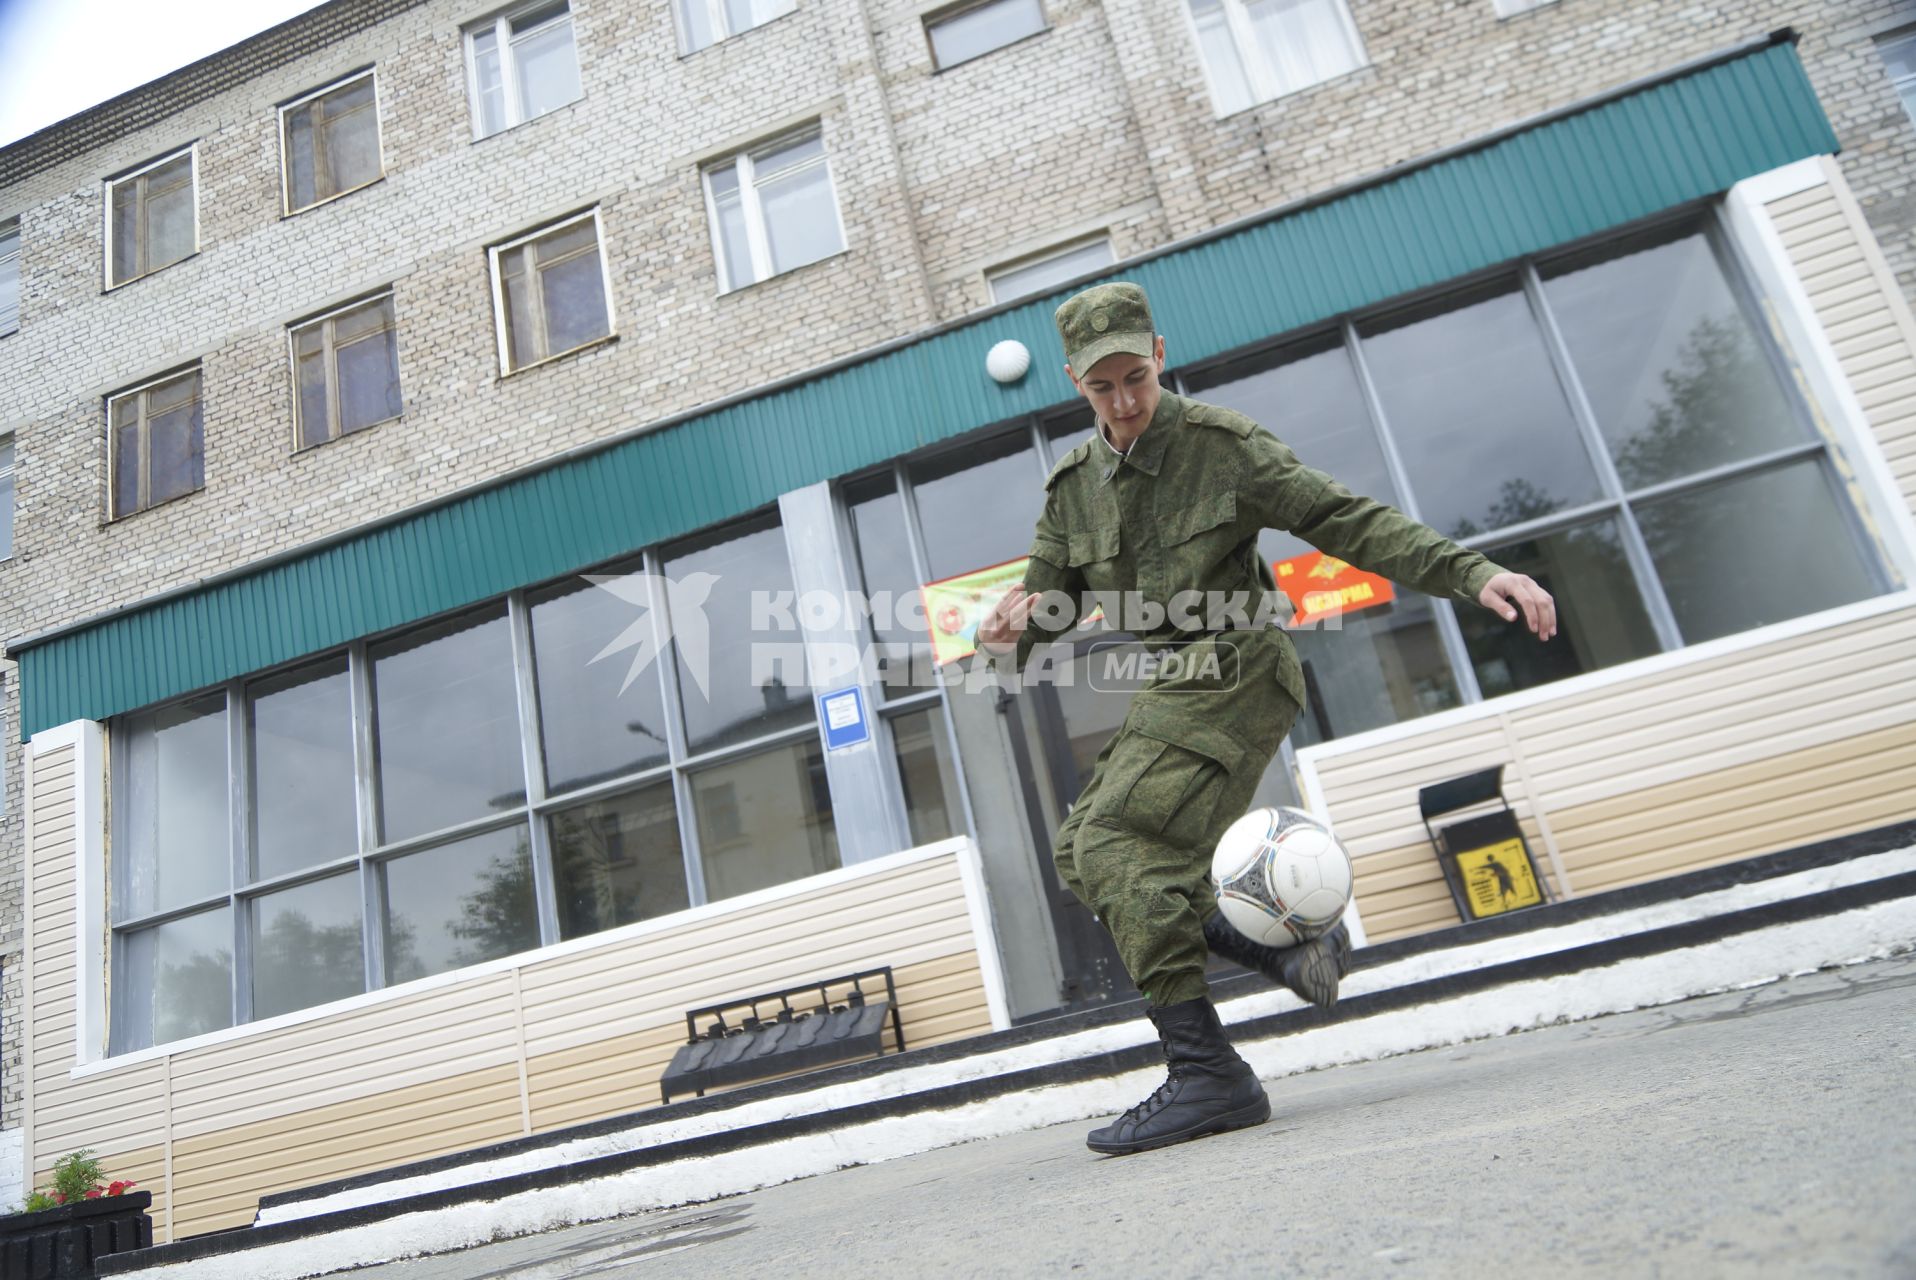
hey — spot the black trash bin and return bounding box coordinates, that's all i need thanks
[1418,765,1550,923]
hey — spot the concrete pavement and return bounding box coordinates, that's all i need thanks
[352,951,1916,1279]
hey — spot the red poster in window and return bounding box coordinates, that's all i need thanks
[1272,552,1395,626]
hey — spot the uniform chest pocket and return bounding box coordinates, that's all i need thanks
[1066,523,1121,567]
[1160,491,1236,546]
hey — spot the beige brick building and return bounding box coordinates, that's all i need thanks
[0,0,1912,1231]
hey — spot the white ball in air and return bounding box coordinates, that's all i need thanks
[986,339,1031,384]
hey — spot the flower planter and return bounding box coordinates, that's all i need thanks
[0,1191,153,1280]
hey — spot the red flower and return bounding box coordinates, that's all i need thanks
[107,1181,132,1195]
[83,1190,101,1200]
[51,1193,65,1205]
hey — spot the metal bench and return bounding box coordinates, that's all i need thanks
[658,967,906,1104]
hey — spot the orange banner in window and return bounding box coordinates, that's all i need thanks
[1273,552,1395,626]
[921,557,1031,666]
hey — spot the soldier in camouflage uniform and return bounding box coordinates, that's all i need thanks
[978,282,1556,1155]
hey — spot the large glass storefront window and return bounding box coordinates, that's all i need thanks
[107,510,847,1054]
[1173,213,1883,723]
[1187,336,1462,747]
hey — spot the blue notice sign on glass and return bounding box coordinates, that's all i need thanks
[819,687,870,751]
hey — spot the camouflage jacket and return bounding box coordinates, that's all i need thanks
[994,391,1505,706]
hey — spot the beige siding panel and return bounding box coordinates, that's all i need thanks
[26,1146,168,1240]
[1766,187,1828,219]
[1771,181,1916,511]
[168,978,523,1135]
[1841,339,1909,380]
[170,1064,524,1240]
[1551,720,1916,894]
[24,833,990,1241]
[519,858,976,1057]
[1519,664,1916,806]
[1506,611,1916,807]
[1313,607,1916,937]
[1788,238,1864,284]
[525,951,989,1132]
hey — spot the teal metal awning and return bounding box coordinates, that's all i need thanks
[10,34,1840,738]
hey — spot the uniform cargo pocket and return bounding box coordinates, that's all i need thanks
[1092,730,1230,851]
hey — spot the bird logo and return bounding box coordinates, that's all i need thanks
[586,571,722,700]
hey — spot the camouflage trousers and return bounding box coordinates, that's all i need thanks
[1051,629,1301,1008]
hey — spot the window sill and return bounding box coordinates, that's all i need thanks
[291,410,406,454]
[678,8,798,60]
[281,174,389,219]
[716,247,851,297]
[1492,0,1560,17]
[470,94,586,145]
[103,483,206,527]
[1210,62,1374,121]
[929,26,1051,74]
[102,251,200,294]
[498,331,618,380]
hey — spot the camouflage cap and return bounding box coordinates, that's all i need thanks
[1056,282,1155,377]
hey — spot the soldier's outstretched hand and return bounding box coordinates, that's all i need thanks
[977,583,1038,655]
[1479,571,1556,642]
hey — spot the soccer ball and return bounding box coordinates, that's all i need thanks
[1210,806,1354,948]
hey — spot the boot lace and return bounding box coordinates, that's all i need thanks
[1120,1066,1186,1123]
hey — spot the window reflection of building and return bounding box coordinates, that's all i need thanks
[1175,215,1881,737]
[107,508,847,1053]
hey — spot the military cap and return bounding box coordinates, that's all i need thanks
[1056,282,1155,377]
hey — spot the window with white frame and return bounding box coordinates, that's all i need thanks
[987,235,1113,305]
[704,128,845,293]
[489,210,614,373]
[465,0,583,140]
[1880,32,1916,129]
[290,293,403,448]
[0,218,19,335]
[1186,0,1365,116]
[676,0,795,55]
[108,368,203,518]
[280,70,384,214]
[106,146,196,287]
[925,0,1045,70]
[0,436,14,560]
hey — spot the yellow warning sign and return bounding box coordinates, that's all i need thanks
[1455,839,1543,918]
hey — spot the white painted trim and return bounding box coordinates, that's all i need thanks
[1730,155,1827,205]
[1724,160,1916,588]
[70,835,979,1080]
[1296,589,1916,768]
[952,836,1012,1031]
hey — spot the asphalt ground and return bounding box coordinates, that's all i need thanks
[351,952,1916,1279]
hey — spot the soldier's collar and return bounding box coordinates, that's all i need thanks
[1096,393,1176,482]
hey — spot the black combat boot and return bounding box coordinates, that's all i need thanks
[1203,914,1353,1009]
[1086,998,1270,1155]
